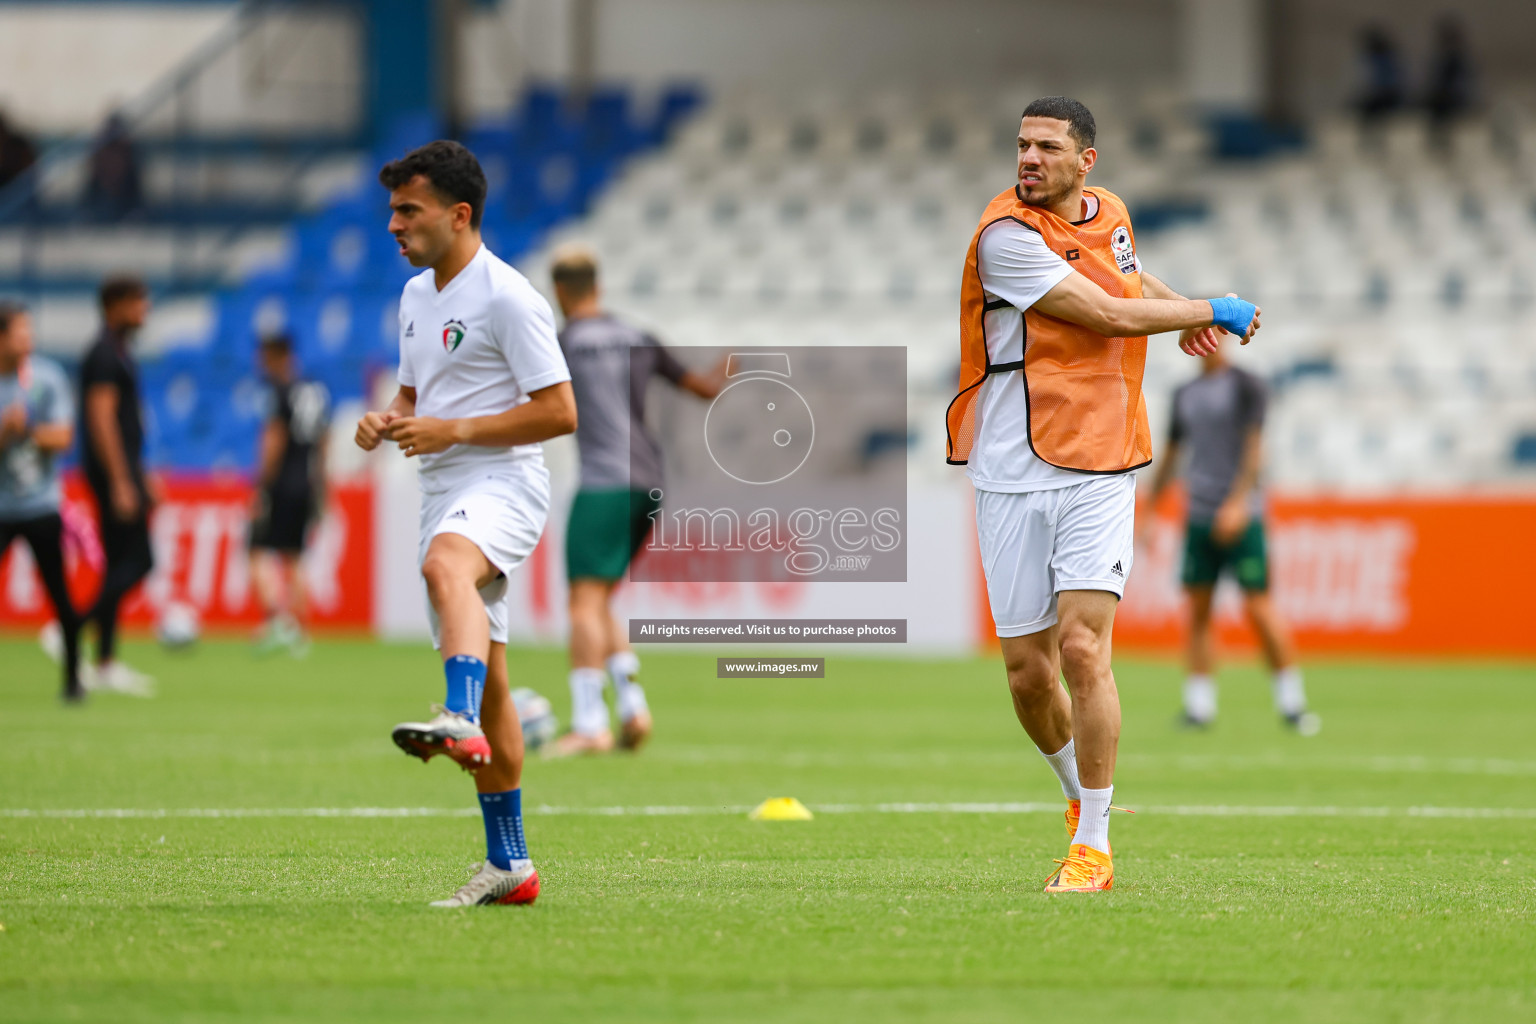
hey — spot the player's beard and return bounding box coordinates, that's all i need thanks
[1018,171,1072,209]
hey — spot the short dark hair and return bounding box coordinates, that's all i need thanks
[1021,96,1097,150]
[378,140,488,230]
[100,274,147,312]
[550,245,598,296]
[0,300,25,334]
[258,331,293,355]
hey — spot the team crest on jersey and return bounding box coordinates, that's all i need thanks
[1110,226,1138,274]
[442,319,467,352]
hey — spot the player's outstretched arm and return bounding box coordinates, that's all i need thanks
[1140,271,1224,357]
[355,386,415,451]
[1034,272,1260,348]
[389,381,577,457]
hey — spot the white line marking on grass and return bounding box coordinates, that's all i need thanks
[4,803,1536,820]
[0,807,481,819]
[1127,754,1536,777]
[649,747,1536,776]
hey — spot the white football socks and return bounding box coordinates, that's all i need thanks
[1073,785,1113,854]
[568,667,609,736]
[1184,674,1217,723]
[607,650,649,722]
[1040,738,1082,802]
[1273,666,1307,717]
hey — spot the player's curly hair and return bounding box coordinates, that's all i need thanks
[1022,96,1096,151]
[378,140,488,229]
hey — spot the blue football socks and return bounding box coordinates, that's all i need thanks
[479,788,529,869]
[444,654,487,723]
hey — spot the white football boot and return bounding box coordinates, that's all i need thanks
[430,860,540,907]
[87,661,156,698]
[252,617,285,656]
[391,706,491,769]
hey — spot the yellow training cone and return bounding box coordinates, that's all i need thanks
[748,797,814,821]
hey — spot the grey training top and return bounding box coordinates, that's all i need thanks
[1167,365,1267,522]
[558,314,688,492]
[0,357,74,521]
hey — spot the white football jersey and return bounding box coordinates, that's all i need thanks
[397,245,571,492]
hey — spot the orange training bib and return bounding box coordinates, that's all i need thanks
[946,185,1152,475]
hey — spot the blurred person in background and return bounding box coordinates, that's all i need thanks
[0,302,84,701]
[249,333,331,657]
[78,275,155,696]
[1139,336,1318,735]
[84,112,142,222]
[0,111,37,192]
[1355,25,1406,122]
[1425,14,1475,124]
[546,245,721,757]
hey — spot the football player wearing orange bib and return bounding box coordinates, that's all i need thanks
[947,97,1262,892]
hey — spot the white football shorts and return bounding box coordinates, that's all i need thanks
[974,473,1137,638]
[418,461,550,649]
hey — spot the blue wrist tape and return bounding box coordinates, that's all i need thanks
[1208,296,1256,336]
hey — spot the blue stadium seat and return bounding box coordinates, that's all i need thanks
[346,291,399,361]
[375,109,445,165]
[580,88,641,158]
[655,85,703,142]
[288,292,357,365]
[518,86,577,155]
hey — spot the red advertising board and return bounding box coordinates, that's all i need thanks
[0,475,372,632]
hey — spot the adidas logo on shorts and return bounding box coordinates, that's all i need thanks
[448,509,468,521]
[1110,560,1124,577]
[405,321,415,338]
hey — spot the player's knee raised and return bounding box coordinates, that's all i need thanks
[420,552,471,595]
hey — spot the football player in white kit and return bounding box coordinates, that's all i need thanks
[355,141,576,907]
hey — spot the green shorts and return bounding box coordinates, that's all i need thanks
[565,489,662,582]
[1181,517,1270,592]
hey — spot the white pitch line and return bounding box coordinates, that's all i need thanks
[3,803,1536,820]
[647,748,1536,777]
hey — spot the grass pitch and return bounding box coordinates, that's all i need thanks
[1,636,1533,1023]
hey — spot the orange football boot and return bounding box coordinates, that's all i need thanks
[1043,843,1114,893]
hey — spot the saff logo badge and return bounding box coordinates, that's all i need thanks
[1111,226,1139,274]
[442,319,467,353]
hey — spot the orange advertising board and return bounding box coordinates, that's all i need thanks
[1118,495,1536,656]
[0,475,373,631]
[970,493,1536,656]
